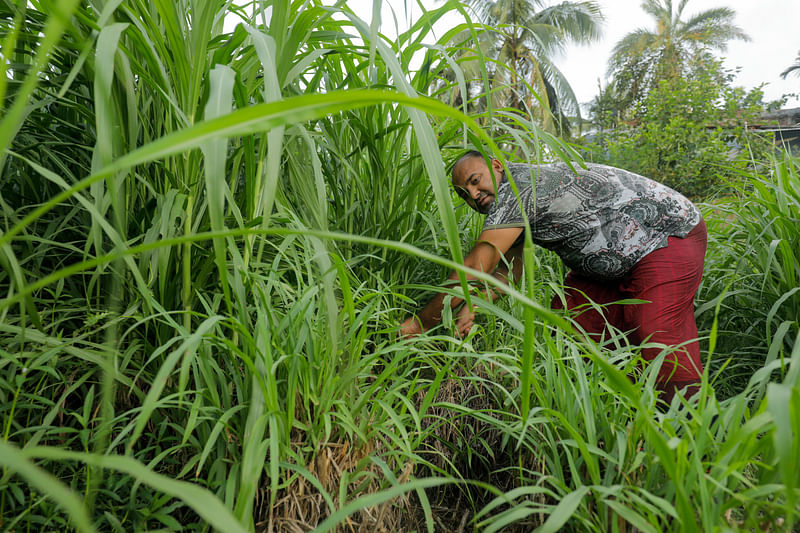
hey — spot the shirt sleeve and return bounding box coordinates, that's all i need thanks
[482,182,528,230]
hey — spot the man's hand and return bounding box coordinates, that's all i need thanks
[398,227,523,340]
[455,305,475,338]
[399,315,424,338]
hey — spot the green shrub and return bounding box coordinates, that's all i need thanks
[584,58,773,198]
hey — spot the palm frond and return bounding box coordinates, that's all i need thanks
[533,1,604,43]
[639,0,670,22]
[781,51,800,79]
[680,7,750,49]
[606,29,658,75]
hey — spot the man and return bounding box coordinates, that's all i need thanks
[399,151,707,402]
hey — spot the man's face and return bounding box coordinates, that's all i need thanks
[452,157,503,214]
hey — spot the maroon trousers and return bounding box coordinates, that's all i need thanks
[552,220,707,403]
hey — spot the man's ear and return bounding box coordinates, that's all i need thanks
[491,158,504,177]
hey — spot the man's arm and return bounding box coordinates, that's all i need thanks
[478,240,524,298]
[399,226,524,336]
[454,241,524,337]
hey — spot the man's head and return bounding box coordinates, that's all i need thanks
[451,151,504,214]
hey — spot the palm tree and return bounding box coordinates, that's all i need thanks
[781,50,800,79]
[431,26,497,116]
[587,78,625,132]
[607,0,749,109]
[465,0,603,133]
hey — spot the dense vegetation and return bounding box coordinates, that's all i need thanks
[582,0,777,197]
[583,54,775,197]
[605,0,749,115]
[1,1,799,532]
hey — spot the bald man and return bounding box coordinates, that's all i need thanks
[400,151,707,402]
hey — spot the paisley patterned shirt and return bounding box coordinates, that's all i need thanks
[482,162,702,279]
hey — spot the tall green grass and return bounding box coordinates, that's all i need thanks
[697,153,800,397]
[1,1,800,531]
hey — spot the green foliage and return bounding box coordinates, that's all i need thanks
[606,0,749,113]
[2,0,800,531]
[697,153,800,394]
[590,2,769,199]
[585,57,773,197]
[586,78,625,132]
[460,0,603,134]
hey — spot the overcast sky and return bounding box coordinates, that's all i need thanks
[341,0,800,110]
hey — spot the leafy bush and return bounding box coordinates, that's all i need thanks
[584,57,773,198]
